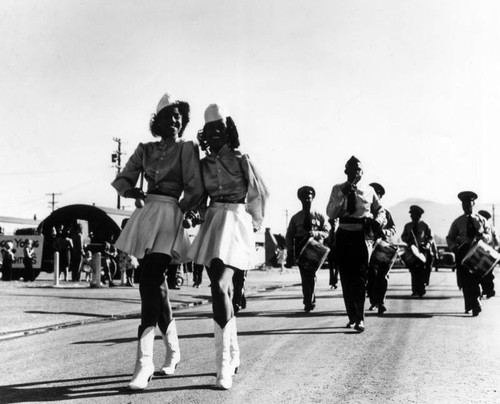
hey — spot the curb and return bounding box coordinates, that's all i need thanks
[0,282,300,342]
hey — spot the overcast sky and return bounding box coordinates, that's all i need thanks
[1,0,499,234]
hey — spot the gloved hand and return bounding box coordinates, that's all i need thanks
[124,188,146,200]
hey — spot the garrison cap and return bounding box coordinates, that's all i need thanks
[478,210,491,220]
[297,186,316,200]
[345,155,361,169]
[369,182,385,197]
[457,191,478,202]
[409,205,424,215]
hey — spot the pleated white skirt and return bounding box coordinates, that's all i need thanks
[115,194,190,263]
[188,202,256,270]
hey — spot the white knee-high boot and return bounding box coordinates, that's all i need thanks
[160,319,181,375]
[128,326,155,390]
[214,318,235,389]
[229,318,240,373]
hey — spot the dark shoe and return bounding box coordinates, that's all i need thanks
[411,292,418,296]
[304,304,315,313]
[472,306,482,317]
[345,321,355,328]
[377,305,387,315]
[354,321,365,332]
[109,282,116,287]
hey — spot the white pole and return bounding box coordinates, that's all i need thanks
[54,252,59,286]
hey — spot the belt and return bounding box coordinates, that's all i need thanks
[212,198,245,204]
[148,190,178,198]
[339,217,366,224]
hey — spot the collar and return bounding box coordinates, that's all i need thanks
[157,137,177,151]
[211,144,233,157]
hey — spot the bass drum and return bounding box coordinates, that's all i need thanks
[462,240,500,278]
[297,237,330,273]
[400,245,426,268]
[370,239,398,269]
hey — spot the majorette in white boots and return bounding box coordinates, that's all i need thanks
[160,319,181,375]
[214,317,239,389]
[128,326,155,390]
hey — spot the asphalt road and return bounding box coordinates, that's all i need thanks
[0,270,499,404]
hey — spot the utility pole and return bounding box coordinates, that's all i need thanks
[46,193,62,212]
[112,137,123,209]
[492,204,496,227]
[285,209,289,232]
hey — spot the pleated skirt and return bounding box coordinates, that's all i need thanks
[115,194,190,263]
[188,202,256,270]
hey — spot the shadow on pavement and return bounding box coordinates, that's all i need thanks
[0,373,215,403]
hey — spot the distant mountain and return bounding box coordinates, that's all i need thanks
[388,198,497,244]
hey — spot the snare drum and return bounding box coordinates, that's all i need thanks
[370,239,398,269]
[400,245,426,268]
[297,238,330,273]
[461,240,500,277]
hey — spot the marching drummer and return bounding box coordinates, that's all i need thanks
[401,205,434,297]
[446,192,491,316]
[366,182,396,315]
[326,156,386,332]
[285,186,329,312]
[477,210,497,299]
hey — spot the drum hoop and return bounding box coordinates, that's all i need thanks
[298,237,330,271]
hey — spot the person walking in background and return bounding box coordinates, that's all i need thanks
[325,218,339,289]
[276,246,287,274]
[188,103,269,390]
[111,92,203,390]
[477,210,497,299]
[101,235,118,287]
[192,263,204,288]
[285,186,329,312]
[53,226,73,281]
[22,239,35,282]
[366,182,396,315]
[326,156,385,332]
[447,192,491,316]
[1,241,15,281]
[401,205,434,297]
[117,219,138,287]
[71,223,85,282]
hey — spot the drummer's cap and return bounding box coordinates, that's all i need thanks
[345,155,361,168]
[457,191,478,202]
[409,205,424,215]
[369,182,385,197]
[478,210,491,220]
[156,92,179,114]
[204,104,228,124]
[297,186,316,200]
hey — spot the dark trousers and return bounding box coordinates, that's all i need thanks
[23,258,35,282]
[456,264,481,312]
[367,263,389,306]
[336,229,369,323]
[299,265,317,308]
[409,264,427,296]
[71,254,82,282]
[193,263,204,286]
[480,271,495,298]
